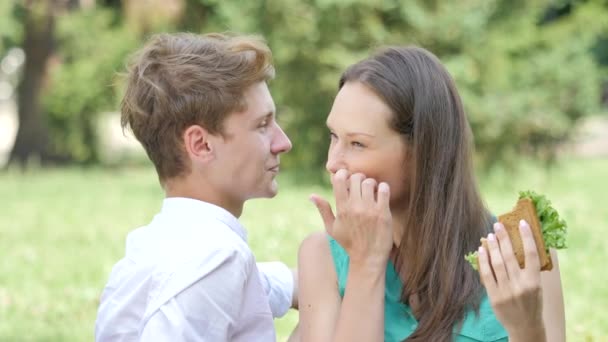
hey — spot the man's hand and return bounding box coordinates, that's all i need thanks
[291,267,298,310]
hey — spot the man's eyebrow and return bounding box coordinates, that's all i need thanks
[265,111,274,119]
[256,111,274,122]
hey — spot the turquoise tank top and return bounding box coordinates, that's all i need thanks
[328,237,508,342]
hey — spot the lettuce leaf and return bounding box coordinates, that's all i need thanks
[465,190,568,270]
[465,251,479,271]
[518,190,568,254]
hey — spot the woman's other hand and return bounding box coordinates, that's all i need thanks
[478,220,547,342]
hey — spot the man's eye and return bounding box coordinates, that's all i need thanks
[329,132,337,140]
[351,141,365,148]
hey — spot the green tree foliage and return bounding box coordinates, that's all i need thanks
[452,0,607,167]
[3,0,607,171]
[207,0,606,173]
[42,8,137,163]
[0,1,21,54]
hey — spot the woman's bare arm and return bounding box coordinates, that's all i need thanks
[541,249,566,342]
[298,232,341,341]
[298,231,386,342]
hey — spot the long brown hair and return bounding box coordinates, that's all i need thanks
[340,46,492,341]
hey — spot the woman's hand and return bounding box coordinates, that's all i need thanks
[478,220,547,342]
[310,169,393,270]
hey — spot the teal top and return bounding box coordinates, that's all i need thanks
[328,237,508,342]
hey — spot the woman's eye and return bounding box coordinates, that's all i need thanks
[351,141,365,148]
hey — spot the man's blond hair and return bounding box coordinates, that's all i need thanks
[121,32,274,181]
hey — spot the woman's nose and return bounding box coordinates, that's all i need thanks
[325,148,345,175]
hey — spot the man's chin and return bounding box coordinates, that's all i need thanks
[248,182,279,200]
[263,181,279,198]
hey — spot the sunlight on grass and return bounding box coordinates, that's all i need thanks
[0,159,606,341]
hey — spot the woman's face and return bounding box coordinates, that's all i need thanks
[326,81,410,204]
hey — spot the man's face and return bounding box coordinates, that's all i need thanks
[211,82,292,205]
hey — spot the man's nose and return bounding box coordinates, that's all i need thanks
[272,123,292,154]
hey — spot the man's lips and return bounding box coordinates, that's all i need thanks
[268,165,280,173]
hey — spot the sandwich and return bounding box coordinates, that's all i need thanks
[465,190,567,271]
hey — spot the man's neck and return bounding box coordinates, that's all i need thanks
[163,177,244,218]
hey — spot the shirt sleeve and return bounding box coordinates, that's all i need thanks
[256,261,294,318]
[140,251,248,341]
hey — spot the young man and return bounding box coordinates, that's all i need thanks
[95,33,298,341]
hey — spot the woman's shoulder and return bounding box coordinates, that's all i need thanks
[298,231,343,300]
[456,293,508,342]
[299,232,347,262]
[299,232,348,293]
[299,231,330,260]
[298,231,342,272]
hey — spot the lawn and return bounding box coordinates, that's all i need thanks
[0,158,606,341]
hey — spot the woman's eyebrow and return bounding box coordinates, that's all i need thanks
[326,123,375,137]
[346,132,375,138]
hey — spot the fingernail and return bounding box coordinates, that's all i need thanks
[488,233,496,242]
[493,222,503,232]
[478,246,484,254]
[519,219,527,228]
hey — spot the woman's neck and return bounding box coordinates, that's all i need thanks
[391,206,408,248]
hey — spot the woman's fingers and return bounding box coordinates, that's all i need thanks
[361,178,377,203]
[348,173,366,200]
[520,220,541,275]
[325,171,393,266]
[376,182,390,213]
[486,233,510,284]
[331,169,349,211]
[309,195,336,236]
[494,222,521,279]
[482,220,545,338]
[478,245,498,292]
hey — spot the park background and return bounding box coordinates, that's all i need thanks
[1,0,607,341]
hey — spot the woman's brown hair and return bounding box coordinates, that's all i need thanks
[340,46,492,341]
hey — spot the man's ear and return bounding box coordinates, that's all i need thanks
[183,125,215,163]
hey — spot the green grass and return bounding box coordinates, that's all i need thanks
[0,159,606,341]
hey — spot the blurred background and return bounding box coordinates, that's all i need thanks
[0,0,607,341]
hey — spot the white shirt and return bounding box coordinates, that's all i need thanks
[95,198,294,342]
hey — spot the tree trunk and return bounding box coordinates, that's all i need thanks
[7,2,56,169]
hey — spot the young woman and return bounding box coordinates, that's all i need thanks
[298,46,565,342]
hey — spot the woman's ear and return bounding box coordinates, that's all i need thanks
[183,125,214,163]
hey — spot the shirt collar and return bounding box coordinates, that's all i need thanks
[160,197,248,242]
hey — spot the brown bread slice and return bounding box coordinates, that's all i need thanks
[497,198,552,271]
